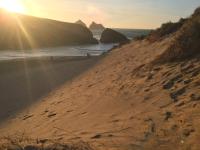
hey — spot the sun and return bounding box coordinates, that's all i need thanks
[0,0,25,13]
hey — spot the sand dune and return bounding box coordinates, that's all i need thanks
[0,41,200,150]
[0,38,193,150]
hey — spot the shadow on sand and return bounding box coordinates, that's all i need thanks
[0,56,103,125]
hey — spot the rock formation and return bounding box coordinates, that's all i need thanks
[100,28,129,44]
[0,10,98,50]
[89,21,105,30]
[75,20,87,27]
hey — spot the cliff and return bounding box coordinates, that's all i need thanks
[75,20,87,27]
[0,10,98,50]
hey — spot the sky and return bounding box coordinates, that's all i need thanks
[0,0,200,29]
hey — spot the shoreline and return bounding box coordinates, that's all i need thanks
[0,55,99,63]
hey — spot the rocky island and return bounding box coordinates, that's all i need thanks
[100,28,129,44]
[89,21,105,30]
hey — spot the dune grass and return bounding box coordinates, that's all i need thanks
[0,133,93,150]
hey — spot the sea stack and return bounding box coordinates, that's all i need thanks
[0,10,98,50]
[89,21,105,30]
[100,28,129,44]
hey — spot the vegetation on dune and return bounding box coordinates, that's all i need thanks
[135,7,200,62]
[193,6,200,16]
[147,18,187,41]
[0,134,93,150]
[155,6,200,62]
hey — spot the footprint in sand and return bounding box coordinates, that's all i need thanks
[108,134,114,137]
[91,134,102,139]
[55,101,63,104]
[91,133,114,139]
[170,86,186,102]
[80,131,90,135]
[68,137,82,140]
[40,109,49,115]
[48,113,57,118]
[22,114,34,120]
[111,119,120,123]
[81,112,87,115]
[66,110,74,113]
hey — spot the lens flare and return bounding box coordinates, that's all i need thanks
[0,0,25,13]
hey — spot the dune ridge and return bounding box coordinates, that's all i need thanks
[154,7,200,62]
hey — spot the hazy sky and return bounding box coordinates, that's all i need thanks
[1,0,200,29]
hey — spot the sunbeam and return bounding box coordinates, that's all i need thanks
[0,0,25,13]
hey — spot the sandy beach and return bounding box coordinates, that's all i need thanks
[0,38,200,150]
[0,4,199,150]
[0,56,101,124]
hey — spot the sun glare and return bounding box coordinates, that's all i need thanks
[0,0,25,13]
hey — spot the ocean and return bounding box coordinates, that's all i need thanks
[0,29,151,60]
[93,28,151,40]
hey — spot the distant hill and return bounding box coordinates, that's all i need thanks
[75,20,87,27]
[0,10,98,50]
[89,21,105,30]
